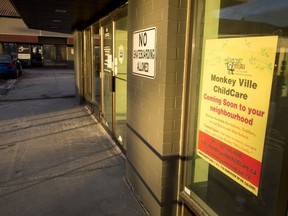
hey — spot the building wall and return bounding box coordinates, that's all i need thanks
[126,0,188,215]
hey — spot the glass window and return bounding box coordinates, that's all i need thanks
[55,45,67,66]
[3,43,17,56]
[43,45,56,66]
[185,0,288,215]
[43,45,67,67]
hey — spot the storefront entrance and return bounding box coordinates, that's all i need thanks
[81,6,127,148]
[98,15,128,148]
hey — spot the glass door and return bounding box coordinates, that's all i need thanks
[84,28,93,100]
[100,15,127,147]
[31,45,43,67]
[91,23,102,117]
[102,23,114,131]
[114,17,127,147]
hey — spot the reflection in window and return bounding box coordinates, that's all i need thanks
[220,0,288,28]
[219,0,288,37]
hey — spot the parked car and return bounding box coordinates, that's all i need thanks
[0,54,22,78]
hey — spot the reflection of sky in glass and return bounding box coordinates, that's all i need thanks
[219,0,288,27]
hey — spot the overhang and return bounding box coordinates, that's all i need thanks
[9,0,128,34]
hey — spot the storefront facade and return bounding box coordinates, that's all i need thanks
[73,0,288,215]
[0,17,74,68]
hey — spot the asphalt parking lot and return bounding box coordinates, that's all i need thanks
[0,79,17,95]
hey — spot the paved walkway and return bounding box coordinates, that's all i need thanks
[0,69,146,216]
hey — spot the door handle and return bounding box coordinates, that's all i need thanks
[110,75,116,92]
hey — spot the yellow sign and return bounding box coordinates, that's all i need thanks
[197,36,278,195]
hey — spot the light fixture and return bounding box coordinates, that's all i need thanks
[53,19,62,23]
[55,9,67,13]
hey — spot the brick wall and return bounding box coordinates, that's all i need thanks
[126,0,188,215]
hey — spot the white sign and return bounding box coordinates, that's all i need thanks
[18,53,31,60]
[118,45,124,64]
[133,27,156,78]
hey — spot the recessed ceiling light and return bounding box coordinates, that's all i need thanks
[53,19,62,23]
[55,9,67,13]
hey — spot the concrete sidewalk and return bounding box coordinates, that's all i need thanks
[0,69,146,216]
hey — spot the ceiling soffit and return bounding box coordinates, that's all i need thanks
[9,0,127,34]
